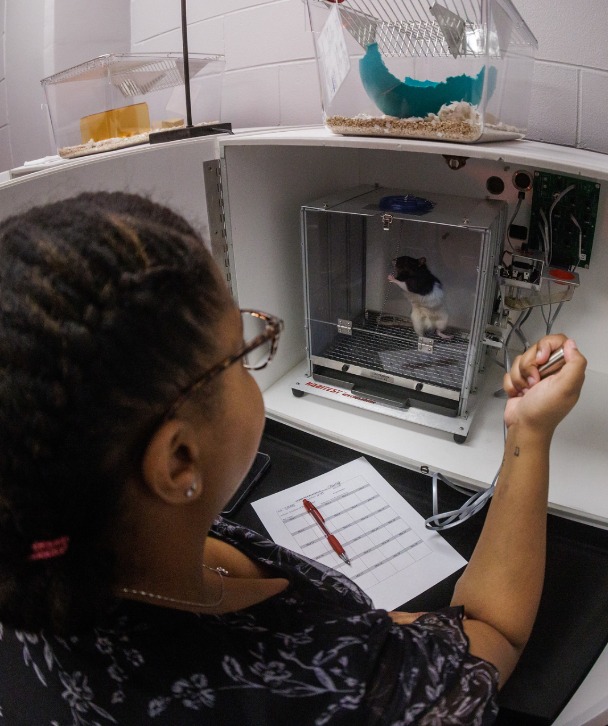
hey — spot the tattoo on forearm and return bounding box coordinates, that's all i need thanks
[514,446,520,457]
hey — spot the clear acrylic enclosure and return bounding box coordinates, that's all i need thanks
[300,186,506,435]
[305,0,537,143]
[41,53,225,155]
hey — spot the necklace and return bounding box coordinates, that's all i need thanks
[121,564,230,609]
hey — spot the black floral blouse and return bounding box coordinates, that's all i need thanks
[0,519,499,725]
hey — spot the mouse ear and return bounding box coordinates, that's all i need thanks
[418,257,426,266]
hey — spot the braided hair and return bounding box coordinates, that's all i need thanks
[0,192,228,633]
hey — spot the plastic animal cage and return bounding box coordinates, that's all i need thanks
[305,0,537,143]
[294,185,507,440]
[42,53,225,154]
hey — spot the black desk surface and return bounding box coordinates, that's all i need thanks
[232,419,608,725]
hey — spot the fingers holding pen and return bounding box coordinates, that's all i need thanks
[548,338,587,404]
[503,336,587,432]
[504,334,568,397]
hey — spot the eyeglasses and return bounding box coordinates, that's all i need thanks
[164,309,284,419]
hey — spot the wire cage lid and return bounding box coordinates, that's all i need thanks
[309,0,538,58]
[41,53,225,98]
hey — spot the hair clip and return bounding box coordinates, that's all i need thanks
[27,536,70,562]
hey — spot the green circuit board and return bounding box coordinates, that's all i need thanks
[528,171,600,269]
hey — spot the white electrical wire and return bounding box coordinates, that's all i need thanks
[425,467,501,530]
[425,420,506,531]
[505,195,523,252]
[538,185,575,333]
[539,208,550,263]
[541,286,554,335]
[547,184,575,266]
[570,213,583,269]
[541,300,564,334]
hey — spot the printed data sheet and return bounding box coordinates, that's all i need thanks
[252,457,467,611]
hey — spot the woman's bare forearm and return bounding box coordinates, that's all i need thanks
[451,336,586,683]
[451,425,551,650]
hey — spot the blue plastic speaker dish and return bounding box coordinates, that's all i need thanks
[379,195,435,214]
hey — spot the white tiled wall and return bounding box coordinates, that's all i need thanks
[580,71,608,153]
[130,0,317,130]
[130,0,608,154]
[521,0,608,152]
[130,0,181,48]
[526,63,579,147]
[0,0,11,173]
[1,0,130,171]
[2,0,607,172]
[49,0,130,74]
[223,2,313,69]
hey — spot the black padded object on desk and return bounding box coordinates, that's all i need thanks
[232,419,608,725]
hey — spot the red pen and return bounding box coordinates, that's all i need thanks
[302,498,352,566]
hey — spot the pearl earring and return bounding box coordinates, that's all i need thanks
[185,482,198,498]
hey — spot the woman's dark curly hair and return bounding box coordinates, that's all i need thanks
[0,191,228,634]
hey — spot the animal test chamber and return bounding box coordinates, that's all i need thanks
[294,185,507,442]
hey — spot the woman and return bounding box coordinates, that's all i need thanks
[0,192,586,724]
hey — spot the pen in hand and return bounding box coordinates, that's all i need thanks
[302,498,352,566]
[538,346,565,378]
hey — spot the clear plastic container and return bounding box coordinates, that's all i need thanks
[299,185,507,436]
[41,53,225,154]
[305,0,537,143]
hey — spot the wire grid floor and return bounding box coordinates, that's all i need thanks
[317,313,469,391]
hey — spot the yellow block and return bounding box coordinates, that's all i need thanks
[80,102,150,143]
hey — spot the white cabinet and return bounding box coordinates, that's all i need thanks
[2,127,607,527]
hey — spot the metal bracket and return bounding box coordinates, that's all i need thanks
[337,318,353,335]
[381,213,393,230]
[203,159,234,296]
[417,336,434,353]
[482,325,505,349]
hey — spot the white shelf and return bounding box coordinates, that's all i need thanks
[262,361,608,529]
[9,125,608,186]
[220,125,608,182]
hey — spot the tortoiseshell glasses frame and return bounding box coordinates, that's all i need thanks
[164,309,284,420]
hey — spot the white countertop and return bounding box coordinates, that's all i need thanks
[263,361,608,528]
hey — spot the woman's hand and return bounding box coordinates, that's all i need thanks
[503,335,586,436]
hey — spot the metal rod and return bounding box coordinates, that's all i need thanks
[383,0,401,23]
[180,0,193,128]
